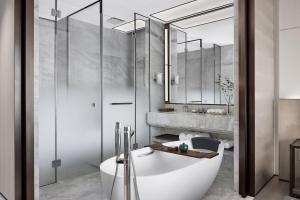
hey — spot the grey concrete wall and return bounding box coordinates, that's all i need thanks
[149,20,166,138]
[149,20,165,113]
[187,50,201,103]
[0,0,16,199]
[202,45,215,104]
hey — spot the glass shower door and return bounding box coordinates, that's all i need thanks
[102,15,135,160]
[55,2,102,180]
[134,13,151,148]
[38,0,57,186]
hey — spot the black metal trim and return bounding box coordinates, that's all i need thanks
[134,13,137,145]
[0,193,7,200]
[148,17,152,144]
[177,38,202,45]
[110,102,133,105]
[166,26,227,105]
[39,16,55,22]
[54,0,58,184]
[200,39,203,103]
[99,0,103,163]
[63,0,100,19]
[164,24,171,103]
[214,44,216,104]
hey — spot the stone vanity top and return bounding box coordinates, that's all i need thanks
[147,112,234,134]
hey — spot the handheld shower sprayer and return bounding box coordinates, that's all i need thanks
[115,122,122,162]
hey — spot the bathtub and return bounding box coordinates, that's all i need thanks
[100,140,224,200]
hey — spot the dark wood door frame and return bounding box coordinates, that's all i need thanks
[18,0,255,199]
[15,0,35,199]
[239,0,255,197]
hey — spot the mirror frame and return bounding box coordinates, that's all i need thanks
[163,5,234,105]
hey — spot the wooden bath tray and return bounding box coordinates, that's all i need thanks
[146,144,219,159]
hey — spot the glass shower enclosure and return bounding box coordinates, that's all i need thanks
[56,2,103,181]
[39,0,151,186]
[39,0,102,186]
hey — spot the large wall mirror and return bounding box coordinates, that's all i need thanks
[164,5,234,105]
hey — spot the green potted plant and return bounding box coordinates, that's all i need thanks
[216,75,234,114]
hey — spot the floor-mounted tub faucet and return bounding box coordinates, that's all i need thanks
[113,122,136,200]
[123,126,131,200]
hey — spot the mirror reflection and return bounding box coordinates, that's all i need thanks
[167,12,234,105]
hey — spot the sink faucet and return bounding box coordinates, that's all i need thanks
[183,105,188,112]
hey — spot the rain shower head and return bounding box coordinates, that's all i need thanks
[106,17,125,25]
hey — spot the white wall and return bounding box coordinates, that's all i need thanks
[279,0,300,99]
[277,0,300,181]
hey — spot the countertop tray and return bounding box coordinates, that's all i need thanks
[146,143,219,159]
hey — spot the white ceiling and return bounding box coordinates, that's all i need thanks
[172,6,234,28]
[39,0,193,21]
[151,0,233,22]
[184,17,234,45]
[38,0,234,44]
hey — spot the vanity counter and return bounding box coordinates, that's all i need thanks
[147,112,234,135]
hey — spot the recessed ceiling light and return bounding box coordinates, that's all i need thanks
[151,0,233,23]
[172,6,234,29]
[113,19,146,33]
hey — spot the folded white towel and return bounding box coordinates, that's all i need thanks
[207,109,226,114]
[179,133,211,141]
[195,133,211,138]
[223,140,234,149]
[179,133,187,141]
[186,134,193,140]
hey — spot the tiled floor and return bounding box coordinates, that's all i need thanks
[255,176,298,200]
[40,172,103,200]
[40,152,236,200]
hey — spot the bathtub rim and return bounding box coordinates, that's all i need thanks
[100,141,224,178]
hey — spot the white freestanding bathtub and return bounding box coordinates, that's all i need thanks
[100,140,224,200]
